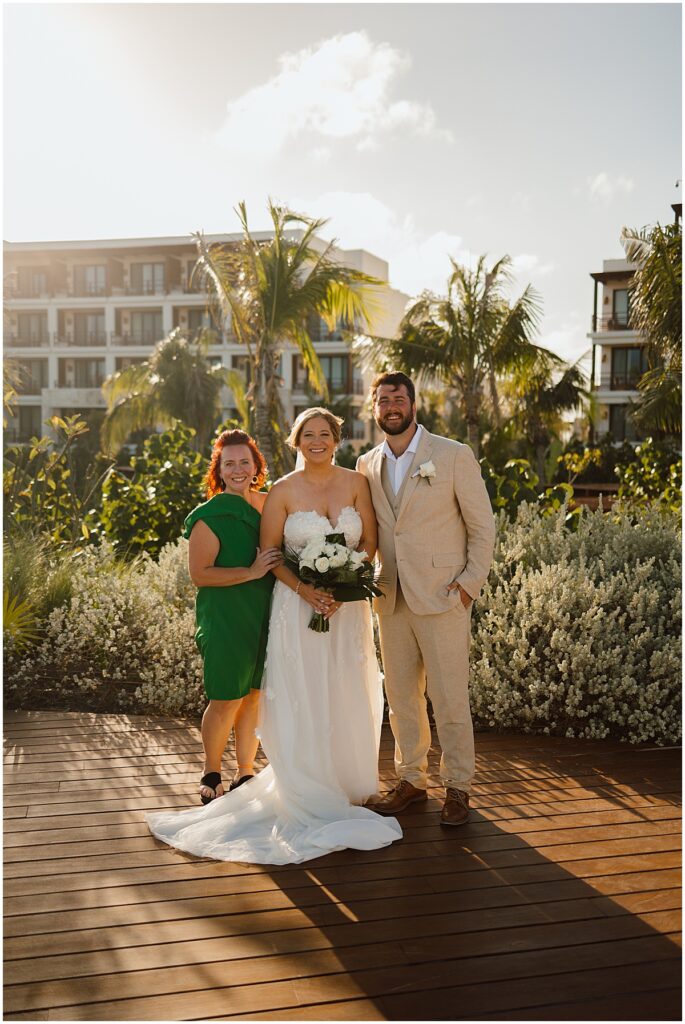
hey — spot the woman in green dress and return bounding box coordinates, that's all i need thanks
[186,429,281,803]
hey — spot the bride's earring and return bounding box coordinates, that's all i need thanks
[252,474,259,485]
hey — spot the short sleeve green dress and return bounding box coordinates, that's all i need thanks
[183,494,274,701]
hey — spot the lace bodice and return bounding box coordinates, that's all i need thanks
[284,506,362,553]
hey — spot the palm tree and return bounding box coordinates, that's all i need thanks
[355,255,543,457]
[620,221,682,435]
[191,201,380,478]
[100,329,248,456]
[505,351,587,485]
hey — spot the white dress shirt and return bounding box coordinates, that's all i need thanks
[382,424,423,495]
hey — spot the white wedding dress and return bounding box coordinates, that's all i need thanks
[147,507,402,864]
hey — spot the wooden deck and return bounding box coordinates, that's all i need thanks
[3,711,681,1021]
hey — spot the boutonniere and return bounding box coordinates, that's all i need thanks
[412,460,436,484]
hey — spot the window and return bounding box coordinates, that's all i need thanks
[292,354,350,394]
[115,356,146,371]
[16,359,48,394]
[18,406,43,440]
[129,311,163,343]
[58,358,106,388]
[319,355,350,394]
[17,267,49,297]
[611,347,648,390]
[17,312,48,344]
[231,354,252,383]
[74,265,107,296]
[186,260,200,291]
[612,289,630,328]
[73,313,106,345]
[130,263,165,294]
[609,404,639,442]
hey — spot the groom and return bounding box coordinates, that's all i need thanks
[357,371,496,825]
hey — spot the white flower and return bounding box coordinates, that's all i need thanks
[349,550,367,569]
[323,543,337,557]
[329,552,348,568]
[314,557,330,573]
[412,460,437,483]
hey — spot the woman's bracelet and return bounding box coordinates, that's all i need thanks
[295,580,302,596]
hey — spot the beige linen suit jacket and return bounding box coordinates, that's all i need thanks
[357,429,496,616]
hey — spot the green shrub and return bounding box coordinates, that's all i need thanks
[100,423,206,558]
[6,502,680,741]
[470,501,681,744]
[616,438,682,513]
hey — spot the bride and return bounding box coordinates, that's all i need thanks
[147,408,402,864]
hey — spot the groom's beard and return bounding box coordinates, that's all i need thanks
[375,410,415,436]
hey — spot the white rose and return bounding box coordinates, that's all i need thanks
[314,557,330,573]
[323,543,337,556]
[329,552,347,568]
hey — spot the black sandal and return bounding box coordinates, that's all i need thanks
[199,772,223,805]
[229,774,254,792]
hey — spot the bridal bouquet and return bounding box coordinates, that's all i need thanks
[284,532,384,633]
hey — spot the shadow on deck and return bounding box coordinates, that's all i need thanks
[3,711,681,1021]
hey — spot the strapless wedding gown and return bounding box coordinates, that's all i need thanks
[147,507,402,864]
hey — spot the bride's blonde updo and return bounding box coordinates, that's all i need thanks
[286,407,344,450]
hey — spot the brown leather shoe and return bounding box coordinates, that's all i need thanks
[367,780,428,816]
[441,788,469,826]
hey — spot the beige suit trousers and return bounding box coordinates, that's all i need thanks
[378,587,474,793]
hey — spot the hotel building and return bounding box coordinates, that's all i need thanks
[588,203,681,442]
[3,234,409,449]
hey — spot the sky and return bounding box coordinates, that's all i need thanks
[3,3,682,364]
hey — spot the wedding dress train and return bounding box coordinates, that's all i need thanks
[147,506,402,864]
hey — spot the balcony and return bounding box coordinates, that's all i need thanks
[610,373,643,391]
[111,333,163,346]
[124,284,167,296]
[6,333,50,348]
[56,333,108,347]
[43,387,105,408]
[591,315,633,332]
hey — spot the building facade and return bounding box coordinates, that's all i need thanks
[588,257,646,443]
[587,203,681,443]
[4,234,409,450]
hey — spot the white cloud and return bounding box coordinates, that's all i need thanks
[216,31,451,158]
[290,190,472,297]
[587,172,635,203]
[511,253,555,279]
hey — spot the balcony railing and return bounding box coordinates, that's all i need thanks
[6,333,50,347]
[112,332,164,346]
[610,373,643,391]
[57,333,107,347]
[124,284,167,296]
[591,315,633,332]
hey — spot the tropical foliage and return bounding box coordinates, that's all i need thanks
[470,501,681,745]
[4,414,111,547]
[504,350,587,484]
[355,255,544,456]
[100,423,207,558]
[621,220,682,435]
[6,504,680,746]
[100,329,248,456]
[192,200,380,478]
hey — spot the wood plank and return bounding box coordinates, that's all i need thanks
[3,710,680,1022]
[4,908,677,987]
[4,932,680,1016]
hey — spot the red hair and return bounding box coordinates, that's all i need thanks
[204,429,268,498]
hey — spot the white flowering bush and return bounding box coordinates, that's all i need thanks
[470,502,681,744]
[4,539,205,717]
[5,502,681,742]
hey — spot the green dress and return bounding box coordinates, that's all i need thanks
[184,494,274,701]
